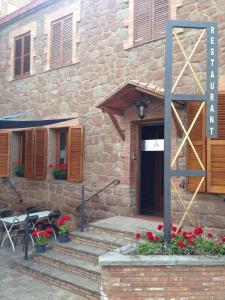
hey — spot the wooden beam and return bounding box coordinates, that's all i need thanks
[103,107,124,116]
[107,112,125,141]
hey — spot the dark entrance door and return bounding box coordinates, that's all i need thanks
[140,124,164,215]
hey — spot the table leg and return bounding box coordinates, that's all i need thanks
[1,223,15,251]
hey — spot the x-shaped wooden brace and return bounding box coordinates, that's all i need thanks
[172,28,206,94]
[170,29,206,231]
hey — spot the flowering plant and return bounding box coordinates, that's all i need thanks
[135,224,225,255]
[14,162,24,174]
[57,215,71,235]
[31,227,52,245]
[48,164,67,179]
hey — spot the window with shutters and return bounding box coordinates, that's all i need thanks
[134,0,169,45]
[14,32,31,78]
[50,14,73,68]
[51,127,83,182]
[187,94,225,194]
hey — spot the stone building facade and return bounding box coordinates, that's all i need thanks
[0,0,225,234]
[0,0,31,18]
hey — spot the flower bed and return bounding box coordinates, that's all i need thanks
[99,224,225,299]
[135,224,225,255]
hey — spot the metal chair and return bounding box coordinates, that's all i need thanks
[41,211,61,239]
[15,215,39,247]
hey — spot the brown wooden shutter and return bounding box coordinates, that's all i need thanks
[0,133,10,177]
[68,127,83,182]
[14,32,30,78]
[51,19,62,67]
[33,128,47,180]
[25,129,34,178]
[207,94,225,193]
[187,102,206,192]
[153,0,169,40]
[62,15,73,65]
[51,15,73,67]
[134,0,151,44]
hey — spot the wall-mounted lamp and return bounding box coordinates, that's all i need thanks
[136,100,148,119]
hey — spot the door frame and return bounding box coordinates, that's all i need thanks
[136,119,164,215]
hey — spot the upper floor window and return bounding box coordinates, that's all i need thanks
[50,14,73,68]
[134,0,169,45]
[14,32,31,78]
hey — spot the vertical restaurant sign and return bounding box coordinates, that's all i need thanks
[206,23,218,138]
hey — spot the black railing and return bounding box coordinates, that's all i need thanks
[76,179,120,232]
[3,177,23,203]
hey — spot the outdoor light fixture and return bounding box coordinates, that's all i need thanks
[136,100,147,119]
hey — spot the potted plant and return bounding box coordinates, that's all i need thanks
[49,164,67,180]
[57,215,71,243]
[14,163,24,177]
[31,227,52,253]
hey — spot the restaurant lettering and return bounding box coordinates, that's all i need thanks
[207,24,218,138]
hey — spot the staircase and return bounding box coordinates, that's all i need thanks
[15,221,132,300]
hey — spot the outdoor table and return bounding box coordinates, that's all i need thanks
[0,210,52,251]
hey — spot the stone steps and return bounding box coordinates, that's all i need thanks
[33,250,101,282]
[15,260,100,300]
[70,230,126,250]
[14,216,146,299]
[54,240,107,263]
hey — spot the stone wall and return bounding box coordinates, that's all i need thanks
[0,0,224,231]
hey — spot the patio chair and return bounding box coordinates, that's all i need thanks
[14,215,39,247]
[41,210,61,239]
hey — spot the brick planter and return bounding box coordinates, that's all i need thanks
[99,247,225,300]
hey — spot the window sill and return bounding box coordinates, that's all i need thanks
[124,35,166,50]
[44,61,80,74]
[9,73,36,82]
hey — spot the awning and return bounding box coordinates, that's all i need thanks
[0,117,75,129]
[96,80,164,116]
[96,80,165,141]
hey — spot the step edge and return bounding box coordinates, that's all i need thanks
[71,232,123,247]
[15,262,101,296]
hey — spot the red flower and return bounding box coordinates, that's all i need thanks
[32,229,40,236]
[157,224,163,231]
[207,232,213,238]
[176,241,186,248]
[58,218,65,226]
[154,236,159,241]
[135,232,141,239]
[48,164,54,168]
[187,238,194,245]
[194,227,203,235]
[146,231,154,241]
[171,233,177,238]
[45,227,53,233]
[62,215,71,221]
[171,226,177,232]
[39,231,50,237]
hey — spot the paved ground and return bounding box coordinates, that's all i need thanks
[0,246,85,300]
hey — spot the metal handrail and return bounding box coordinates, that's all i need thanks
[76,179,120,212]
[77,179,120,232]
[3,177,23,203]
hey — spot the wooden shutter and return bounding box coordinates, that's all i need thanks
[62,15,73,65]
[25,129,34,178]
[51,15,73,67]
[68,127,84,182]
[207,94,225,193]
[14,32,30,78]
[134,0,151,44]
[33,128,47,180]
[153,0,169,40]
[0,133,10,177]
[187,102,206,192]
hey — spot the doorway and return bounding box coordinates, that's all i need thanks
[139,123,164,216]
